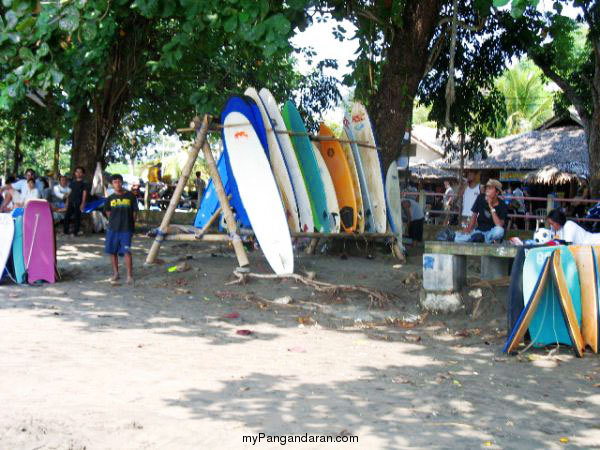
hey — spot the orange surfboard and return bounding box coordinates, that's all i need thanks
[318,124,357,232]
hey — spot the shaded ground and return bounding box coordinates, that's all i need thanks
[1,234,599,449]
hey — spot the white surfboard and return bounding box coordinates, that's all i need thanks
[91,161,105,196]
[340,129,365,233]
[385,161,403,237]
[344,113,375,232]
[244,87,300,232]
[0,213,15,280]
[258,88,314,233]
[313,143,340,233]
[223,111,293,275]
[351,103,387,233]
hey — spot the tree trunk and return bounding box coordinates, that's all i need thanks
[53,129,61,176]
[13,117,22,175]
[370,0,444,173]
[71,105,99,178]
[70,16,149,179]
[588,114,600,195]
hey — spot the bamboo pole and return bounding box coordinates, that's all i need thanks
[176,124,380,150]
[201,139,250,269]
[145,115,211,264]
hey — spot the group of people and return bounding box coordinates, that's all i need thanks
[0,167,91,236]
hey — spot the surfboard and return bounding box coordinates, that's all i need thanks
[11,215,26,284]
[244,88,300,233]
[313,143,340,233]
[23,199,56,284]
[570,246,599,353]
[340,129,364,233]
[259,89,314,233]
[385,161,403,237]
[350,103,387,233]
[504,251,552,354]
[282,101,329,232]
[344,112,375,232]
[193,150,251,230]
[524,246,582,349]
[91,161,105,196]
[318,124,357,232]
[0,213,14,282]
[222,98,293,275]
[552,247,585,356]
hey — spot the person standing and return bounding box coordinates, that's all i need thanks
[442,180,455,226]
[458,170,482,227]
[104,174,138,284]
[401,197,425,242]
[194,171,206,208]
[64,167,89,236]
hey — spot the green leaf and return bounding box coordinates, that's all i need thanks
[492,0,510,6]
[18,46,34,60]
[223,15,237,33]
[5,10,18,29]
[37,42,50,57]
[2,0,13,7]
[50,68,63,85]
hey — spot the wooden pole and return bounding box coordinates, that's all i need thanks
[145,115,211,265]
[201,139,250,269]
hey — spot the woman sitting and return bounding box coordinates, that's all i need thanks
[0,176,23,212]
[547,209,600,245]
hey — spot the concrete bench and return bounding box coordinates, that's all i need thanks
[421,241,518,312]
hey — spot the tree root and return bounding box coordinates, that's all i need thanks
[226,271,391,309]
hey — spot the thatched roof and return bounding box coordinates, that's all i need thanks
[408,162,458,180]
[433,126,589,180]
[524,166,584,184]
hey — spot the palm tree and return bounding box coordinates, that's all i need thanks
[495,59,554,137]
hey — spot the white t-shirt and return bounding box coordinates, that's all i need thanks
[14,178,44,194]
[557,220,600,245]
[53,184,71,201]
[462,184,481,217]
[443,187,454,207]
[21,186,40,203]
[403,198,424,221]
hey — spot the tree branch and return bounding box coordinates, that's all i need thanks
[530,53,591,128]
[424,26,448,75]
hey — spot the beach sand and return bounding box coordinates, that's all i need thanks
[1,234,599,449]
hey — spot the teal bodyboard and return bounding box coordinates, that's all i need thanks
[524,246,582,347]
[281,101,330,232]
[11,215,26,284]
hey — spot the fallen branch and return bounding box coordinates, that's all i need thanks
[227,271,391,309]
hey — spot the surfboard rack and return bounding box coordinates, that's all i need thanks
[145,114,406,269]
[145,115,250,270]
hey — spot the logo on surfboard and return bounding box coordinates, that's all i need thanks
[234,131,249,140]
[352,113,365,123]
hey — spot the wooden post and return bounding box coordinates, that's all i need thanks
[201,139,250,269]
[145,115,211,265]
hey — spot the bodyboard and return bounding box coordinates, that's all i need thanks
[552,247,585,356]
[504,252,553,353]
[11,215,26,284]
[23,199,56,284]
[0,213,15,282]
[571,246,599,353]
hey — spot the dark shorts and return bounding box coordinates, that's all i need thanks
[409,218,424,242]
[105,230,133,255]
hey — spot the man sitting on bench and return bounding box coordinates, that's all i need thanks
[453,179,508,244]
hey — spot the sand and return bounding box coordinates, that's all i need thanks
[1,234,600,449]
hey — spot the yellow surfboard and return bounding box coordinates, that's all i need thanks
[552,249,585,357]
[318,124,357,233]
[570,246,599,353]
[340,129,364,233]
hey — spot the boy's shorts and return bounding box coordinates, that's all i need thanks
[105,230,133,255]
